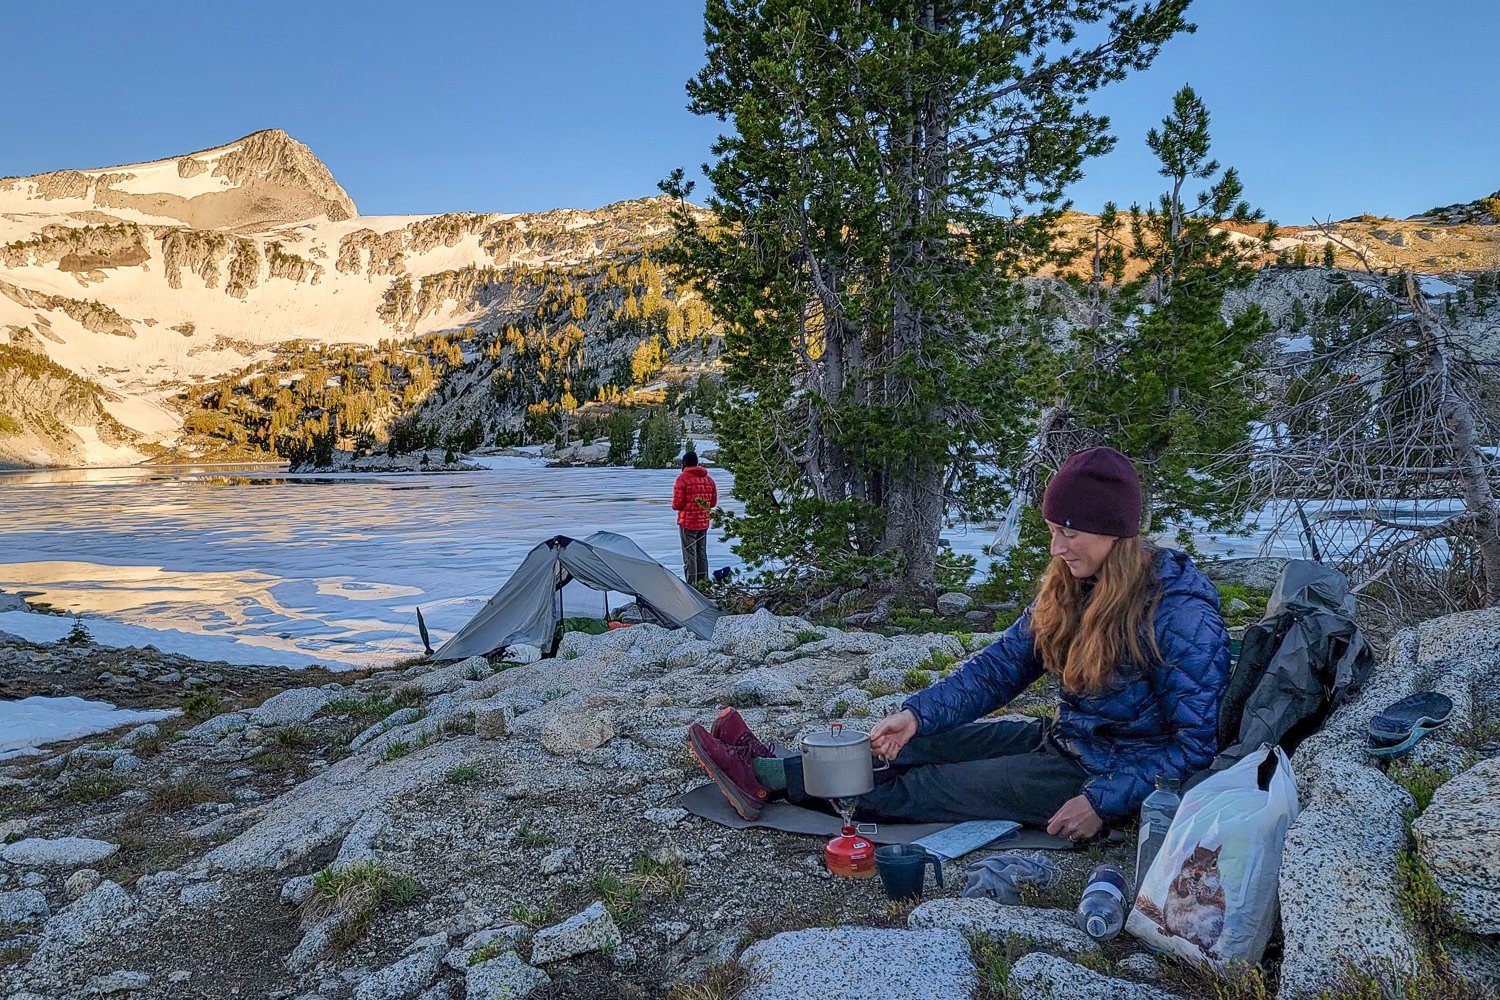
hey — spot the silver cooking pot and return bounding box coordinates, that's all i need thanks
[800,722,889,799]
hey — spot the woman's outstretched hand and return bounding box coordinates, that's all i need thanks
[869,709,918,759]
[1046,794,1103,842]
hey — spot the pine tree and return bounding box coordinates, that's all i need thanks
[661,0,1192,590]
[1042,86,1271,535]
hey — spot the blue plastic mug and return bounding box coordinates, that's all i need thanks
[874,844,944,901]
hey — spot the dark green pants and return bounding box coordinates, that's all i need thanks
[787,718,1089,827]
[680,526,708,583]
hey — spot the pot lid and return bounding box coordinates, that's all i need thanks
[803,724,870,748]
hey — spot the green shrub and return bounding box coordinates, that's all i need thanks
[181,688,221,720]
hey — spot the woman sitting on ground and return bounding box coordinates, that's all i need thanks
[689,447,1231,843]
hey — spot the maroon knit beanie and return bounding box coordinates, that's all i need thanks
[1041,447,1142,538]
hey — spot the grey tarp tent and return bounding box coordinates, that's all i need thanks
[1206,558,1374,775]
[432,531,719,661]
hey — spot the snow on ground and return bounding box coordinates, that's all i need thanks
[0,696,180,760]
[465,453,550,471]
[0,611,338,670]
[68,424,148,467]
[85,154,237,199]
[1419,275,1462,297]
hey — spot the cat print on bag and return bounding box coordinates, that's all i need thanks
[1161,844,1226,956]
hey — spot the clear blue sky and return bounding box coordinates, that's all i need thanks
[4,1,1496,225]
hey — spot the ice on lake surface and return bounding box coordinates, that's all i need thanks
[0,462,1429,669]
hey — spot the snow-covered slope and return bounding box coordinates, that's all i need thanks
[0,130,678,467]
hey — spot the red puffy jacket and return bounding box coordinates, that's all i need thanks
[672,466,717,530]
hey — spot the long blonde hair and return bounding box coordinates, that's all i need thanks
[1031,536,1161,694]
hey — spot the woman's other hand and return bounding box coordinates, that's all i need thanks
[1046,794,1103,842]
[869,709,918,759]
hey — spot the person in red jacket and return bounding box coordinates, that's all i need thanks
[672,451,717,584]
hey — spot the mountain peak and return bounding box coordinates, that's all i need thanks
[0,129,357,230]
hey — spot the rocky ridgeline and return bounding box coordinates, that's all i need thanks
[1,604,1497,999]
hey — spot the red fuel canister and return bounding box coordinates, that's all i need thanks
[825,824,876,878]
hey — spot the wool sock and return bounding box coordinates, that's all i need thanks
[752,756,788,790]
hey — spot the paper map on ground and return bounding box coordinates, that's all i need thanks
[912,819,1021,860]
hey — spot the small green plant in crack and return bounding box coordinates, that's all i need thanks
[446,764,478,783]
[254,744,310,779]
[147,776,229,813]
[864,681,899,698]
[326,687,424,723]
[0,944,34,966]
[513,821,554,848]
[382,740,412,762]
[627,853,689,898]
[724,689,764,708]
[969,934,1031,999]
[1158,956,1275,1000]
[1397,839,1465,942]
[0,792,44,819]
[666,960,751,1000]
[901,668,934,693]
[592,870,646,928]
[130,732,166,757]
[268,723,315,749]
[508,899,560,929]
[542,687,568,703]
[302,861,423,948]
[387,874,424,905]
[61,773,129,803]
[468,940,514,965]
[794,629,823,647]
[1389,761,1451,812]
[925,650,959,674]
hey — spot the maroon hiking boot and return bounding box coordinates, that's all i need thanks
[710,707,774,758]
[688,723,769,821]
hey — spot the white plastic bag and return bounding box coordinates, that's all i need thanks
[1125,746,1300,966]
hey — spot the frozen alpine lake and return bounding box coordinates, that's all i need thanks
[0,461,749,667]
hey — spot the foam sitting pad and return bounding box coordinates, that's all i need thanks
[677,782,1076,851]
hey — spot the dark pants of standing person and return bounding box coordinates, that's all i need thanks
[680,526,709,584]
[785,718,1089,826]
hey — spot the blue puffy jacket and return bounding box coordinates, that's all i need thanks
[902,547,1230,821]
